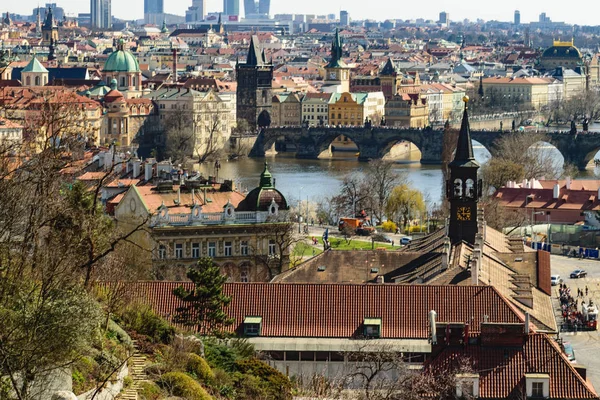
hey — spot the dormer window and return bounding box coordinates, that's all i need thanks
[525,374,549,398]
[244,316,262,336]
[456,373,479,398]
[363,318,381,338]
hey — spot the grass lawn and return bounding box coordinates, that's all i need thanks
[314,237,397,251]
[292,241,323,257]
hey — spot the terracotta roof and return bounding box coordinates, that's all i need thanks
[426,333,597,399]
[120,282,526,339]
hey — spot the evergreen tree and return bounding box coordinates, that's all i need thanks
[173,257,234,336]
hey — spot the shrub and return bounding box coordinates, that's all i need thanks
[157,372,212,400]
[107,320,133,348]
[204,338,240,372]
[71,356,96,394]
[119,304,175,344]
[138,381,162,400]
[187,353,215,383]
[381,221,398,233]
[123,376,133,389]
[235,358,292,400]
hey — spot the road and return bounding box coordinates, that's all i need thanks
[551,255,600,392]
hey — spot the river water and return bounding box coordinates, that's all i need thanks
[197,147,490,206]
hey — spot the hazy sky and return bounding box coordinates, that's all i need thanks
[8,0,600,26]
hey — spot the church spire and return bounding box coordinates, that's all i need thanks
[450,96,478,167]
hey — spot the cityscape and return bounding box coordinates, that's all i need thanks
[2,2,600,400]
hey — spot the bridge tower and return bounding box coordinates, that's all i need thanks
[447,97,481,245]
[380,58,398,99]
[236,35,273,129]
[324,28,351,93]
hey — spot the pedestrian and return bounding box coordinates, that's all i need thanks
[391,240,394,247]
[586,286,589,297]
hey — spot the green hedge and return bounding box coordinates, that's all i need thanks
[157,372,212,400]
[187,353,215,384]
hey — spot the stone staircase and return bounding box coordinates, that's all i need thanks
[118,342,149,400]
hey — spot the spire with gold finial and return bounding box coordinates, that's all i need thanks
[450,96,478,167]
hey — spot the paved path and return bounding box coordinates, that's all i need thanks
[118,342,149,400]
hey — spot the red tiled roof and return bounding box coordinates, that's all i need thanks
[427,333,597,399]
[121,282,525,339]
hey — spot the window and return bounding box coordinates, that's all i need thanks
[35,76,40,86]
[241,241,249,255]
[158,245,166,259]
[224,241,232,256]
[192,243,200,258]
[268,240,276,256]
[531,382,544,398]
[208,242,216,257]
[175,243,183,259]
[364,318,382,338]
[244,316,262,336]
[240,266,249,283]
[121,77,126,87]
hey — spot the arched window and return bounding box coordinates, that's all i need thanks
[34,76,40,86]
[25,76,31,86]
[466,179,475,199]
[453,178,463,198]
[121,77,126,87]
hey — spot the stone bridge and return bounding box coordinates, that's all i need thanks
[249,127,600,170]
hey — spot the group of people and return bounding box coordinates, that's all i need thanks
[559,283,591,330]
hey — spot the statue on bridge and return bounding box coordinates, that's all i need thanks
[570,120,577,135]
[512,120,516,132]
[499,121,503,132]
[364,117,372,128]
[583,118,589,132]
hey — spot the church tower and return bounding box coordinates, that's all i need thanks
[41,6,59,46]
[324,28,350,92]
[447,96,481,245]
[236,35,273,129]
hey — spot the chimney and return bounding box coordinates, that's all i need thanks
[191,189,196,205]
[441,238,451,270]
[524,312,530,334]
[132,158,141,178]
[566,176,572,190]
[472,248,481,285]
[144,162,153,181]
[553,184,560,199]
[484,314,489,323]
[172,49,178,82]
[429,310,437,345]
[376,275,384,284]
[177,187,181,205]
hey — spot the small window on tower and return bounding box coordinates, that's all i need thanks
[466,179,475,199]
[454,179,463,198]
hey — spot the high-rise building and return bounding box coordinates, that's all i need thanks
[223,0,239,16]
[186,0,206,22]
[539,12,550,23]
[514,10,520,25]
[438,11,449,26]
[258,0,270,16]
[340,10,349,26]
[90,0,111,29]
[244,0,257,18]
[144,0,163,24]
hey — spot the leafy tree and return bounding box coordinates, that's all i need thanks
[385,184,427,228]
[173,257,234,336]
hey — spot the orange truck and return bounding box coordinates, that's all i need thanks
[338,216,376,236]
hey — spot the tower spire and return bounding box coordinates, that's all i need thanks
[450,96,478,167]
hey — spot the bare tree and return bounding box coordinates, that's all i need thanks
[252,218,302,279]
[364,160,406,225]
[195,113,226,164]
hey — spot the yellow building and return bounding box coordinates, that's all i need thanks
[480,77,551,110]
[328,92,366,126]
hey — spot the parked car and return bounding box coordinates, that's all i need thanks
[570,270,587,279]
[400,237,412,246]
[572,270,587,278]
[562,342,576,363]
[551,275,562,286]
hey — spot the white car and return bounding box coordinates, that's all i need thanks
[551,275,562,286]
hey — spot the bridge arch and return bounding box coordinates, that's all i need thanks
[525,140,564,176]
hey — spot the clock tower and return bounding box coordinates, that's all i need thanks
[447,96,481,245]
[324,28,350,92]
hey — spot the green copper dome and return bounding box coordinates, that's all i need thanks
[103,42,140,73]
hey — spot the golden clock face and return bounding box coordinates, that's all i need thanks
[456,206,471,221]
